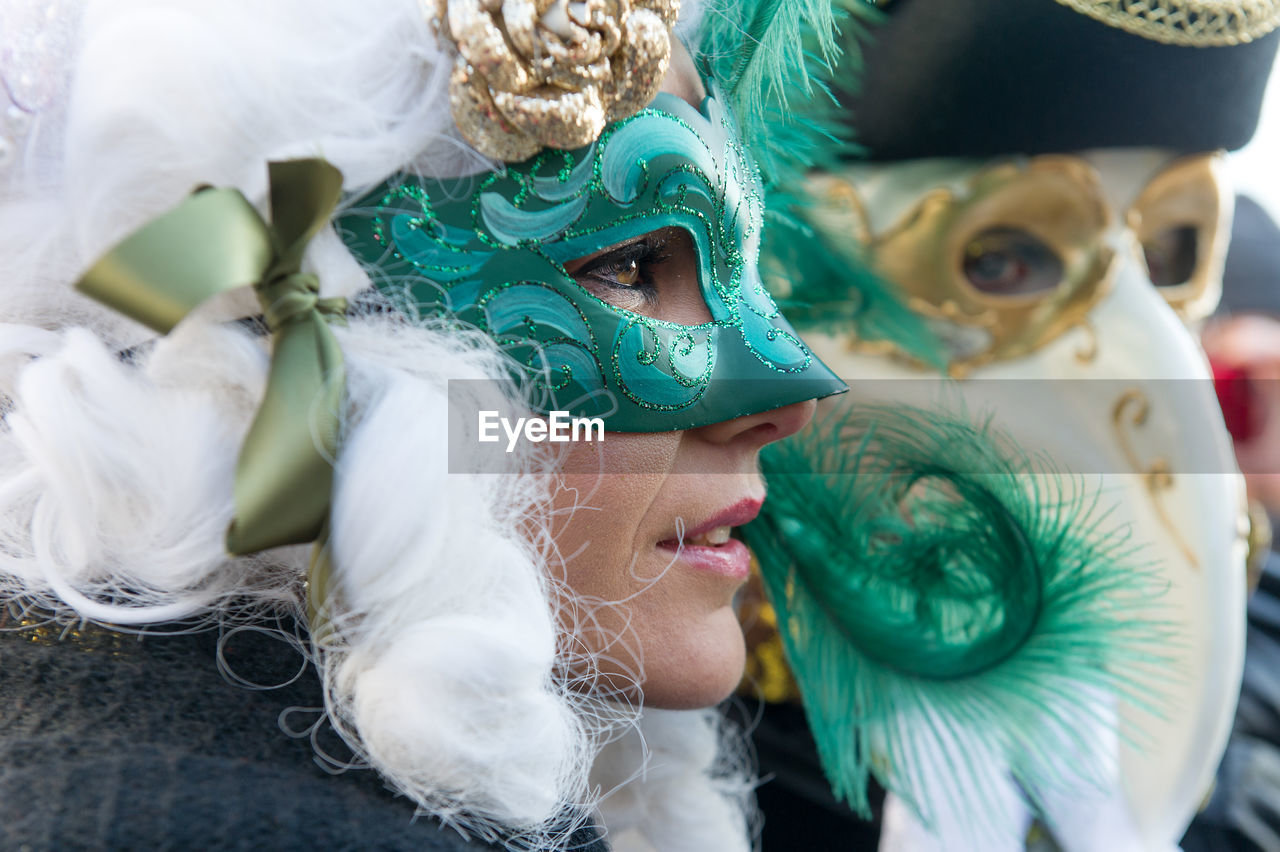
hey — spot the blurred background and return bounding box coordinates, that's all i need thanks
[1231,60,1280,213]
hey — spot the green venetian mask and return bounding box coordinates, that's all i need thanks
[338,90,845,432]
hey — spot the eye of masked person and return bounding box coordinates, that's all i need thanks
[962,226,1065,297]
[565,227,713,325]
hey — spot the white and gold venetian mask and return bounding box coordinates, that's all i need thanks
[802,149,1251,851]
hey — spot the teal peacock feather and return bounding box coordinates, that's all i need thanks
[742,400,1176,833]
[697,0,881,186]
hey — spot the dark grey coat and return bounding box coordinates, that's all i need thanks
[0,610,606,852]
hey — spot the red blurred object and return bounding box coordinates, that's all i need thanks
[1212,360,1264,443]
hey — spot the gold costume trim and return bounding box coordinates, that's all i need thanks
[1052,0,1280,46]
[1246,498,1272,591]
[0,603,128,651]
[738,564,801,703]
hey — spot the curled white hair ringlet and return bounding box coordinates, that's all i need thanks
[322,325,583,829]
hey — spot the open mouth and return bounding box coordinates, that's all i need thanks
[682,526,733,547]
[656,535,751,579]
[656,498,762,579]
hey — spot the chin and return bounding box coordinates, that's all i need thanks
[639,607,747,710]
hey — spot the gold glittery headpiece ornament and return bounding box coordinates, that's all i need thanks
[436,0,680,161]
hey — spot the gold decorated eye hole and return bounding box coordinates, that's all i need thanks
[1142,225,1198,288]
[961,227,1064,297]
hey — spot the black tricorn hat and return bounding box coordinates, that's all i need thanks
[844,0,1280,160]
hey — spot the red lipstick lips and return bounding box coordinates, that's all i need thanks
[656,498,763,580]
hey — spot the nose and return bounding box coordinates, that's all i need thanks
[693,398,816,450]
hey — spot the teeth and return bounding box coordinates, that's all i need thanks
[689,526,731,546]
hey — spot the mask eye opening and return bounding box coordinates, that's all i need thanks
[563,226,715,325]
[1141,224,1200,291]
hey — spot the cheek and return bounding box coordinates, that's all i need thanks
[550,471,667,602]
[545,433,749,708]
[548,433,680,601]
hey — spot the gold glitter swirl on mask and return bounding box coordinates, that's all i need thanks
[1052,0,1280,46]
[437,0,680,161]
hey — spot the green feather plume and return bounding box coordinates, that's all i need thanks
[697,0,881,186]
[742,400,1176,836]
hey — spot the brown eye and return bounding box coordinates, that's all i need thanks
[567,235,670,310]
[613,257,642,287]
[1143,225,1198,288]
[563,228,711,324]
[962,227,1063,296]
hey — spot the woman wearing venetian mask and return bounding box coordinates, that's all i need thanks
[0,0,846,849]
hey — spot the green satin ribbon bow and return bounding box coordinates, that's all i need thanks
[75,159,347,571]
